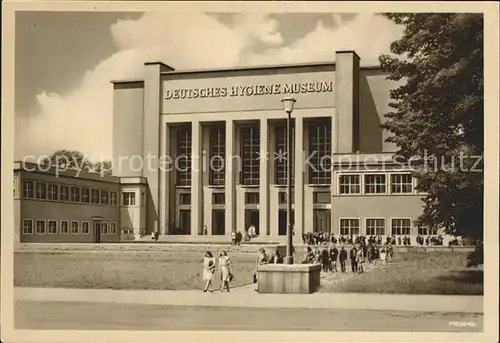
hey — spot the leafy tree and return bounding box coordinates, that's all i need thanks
[48,150,112,176]
[379,14,483,242]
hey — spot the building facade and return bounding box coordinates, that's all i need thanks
[110,50,441,243]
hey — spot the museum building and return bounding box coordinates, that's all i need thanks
[14,50,445,243]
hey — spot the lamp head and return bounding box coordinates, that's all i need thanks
[281,97,296,114]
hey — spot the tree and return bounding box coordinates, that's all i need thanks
[379,14,483,242]
[48,150,113,176]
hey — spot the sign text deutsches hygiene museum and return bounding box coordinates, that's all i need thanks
[164,81,334,100]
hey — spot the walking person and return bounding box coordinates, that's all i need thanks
[254,248,269,283]
[218,250,232,292]
[380,244,387,265]
[339,246,348,273]
[202,251,216,292]
[321,245,330,272]
[349,245,358,273]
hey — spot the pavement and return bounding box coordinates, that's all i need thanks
[15,286,483,313]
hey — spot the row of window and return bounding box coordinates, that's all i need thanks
[22,219,117,235]
[20,180,144,206]
[338,173,415,195]
[173,120,332,187]
[339,218,438,236]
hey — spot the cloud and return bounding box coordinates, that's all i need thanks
[16,12,402,162]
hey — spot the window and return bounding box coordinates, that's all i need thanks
[13,178,18,197]
[418,226,438,235]
[391,174,413,194]
[340,218,360,236]
[212,193,225,205]
[313,209,331,233]
[110,192,117,205]
[313,191,331,204]
[176,126,192,186]
[211,210,225,235]
[210,125,226,186]
[101,222,108,235]
[278,191,294,205]
[35,220,46,234]
[274,122,295,185]
[123,192,136,206]
[71,187,80,202]
[179,193,191,205]
[48,184,58,200]
[179,209,191,235]
[110,222,117,234]
[364,174,386,194]
[240,125,260,185]
[122,229,133,235]
[391,218,411,235]
[71,221,79,234]
[366,218,386,236]
[23,181,34,198]
[48,220,58,234]
[23,219,33,234]
[91,190,100,204]
[81,222,90,234]
[60,185,69,201]
[244,192,259,205]
[308,119,332,185]
[36,182,47,200]
[60,221,69,234]
[141,192,145,208]
[81,188,90,203]
[339,175,360,194]
[101,190,109,205]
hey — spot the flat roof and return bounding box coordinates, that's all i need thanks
[111,61,383,84]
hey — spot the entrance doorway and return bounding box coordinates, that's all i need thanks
[244,210,260,235]
[212,209,225,235]
[178,209,191,235]
[93,221,101,243]
[278,209,294,236]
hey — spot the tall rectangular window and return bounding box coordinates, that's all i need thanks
[91,190,100,204]
[71,221,79,234]
[23,181,34,198]
[48,220,58,234]
[391,174,413,194]
[308,119,332,185]
[391,218,412,235]
[209,125,226,186]
[274,122,295,185]
[340,218,360,236]
[339,175,360,194]
[71,187,80,202]
[81,188,90,203]
[366,218,386,236]
[176,126,192,186]
[364,174,386,194]
[82,222,90,234]
[110,192,117,205]
[48,184,58,200]
[35,220,46,234]
[101,190,109,205]
[23,219,33,234]
[60,186,69,201]
[240,125,260,185]
[60,221,69,234]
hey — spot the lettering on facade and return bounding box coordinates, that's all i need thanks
[164,81,334,100]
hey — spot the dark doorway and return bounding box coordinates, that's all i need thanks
[212,210,225,235]
[244,210,260,235]
[93,222,101,243]
[179,209,191,235]
[278,209,294,236]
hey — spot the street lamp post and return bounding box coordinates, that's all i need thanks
[281,97,296,265]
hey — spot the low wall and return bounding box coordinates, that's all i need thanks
[257,264,321,294]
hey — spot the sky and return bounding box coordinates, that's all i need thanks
[15,12,403,162]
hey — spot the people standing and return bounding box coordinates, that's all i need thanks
[349,245,358,273]
[202,251,216,292]
[231,230,237,246]
[356,246,365,274]
[269,248,283,264]
[339,246,348,273]
[218,250,232,292]
[329,244,339,273]
[321,245,330,272]
[380,244,387,265]
[302,246,315,264]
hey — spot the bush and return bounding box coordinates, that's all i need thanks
[466,243,484,267]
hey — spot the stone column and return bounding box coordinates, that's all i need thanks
[159,122,169,235]
[225,120,236,236]
[191,120,203,236]
[259,119,270,236]
[294,116,304,239]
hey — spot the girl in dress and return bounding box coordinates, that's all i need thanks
[219,250,232,292]
[380,244,387,265]
[356,247,365,274]
[202,251,216,292]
